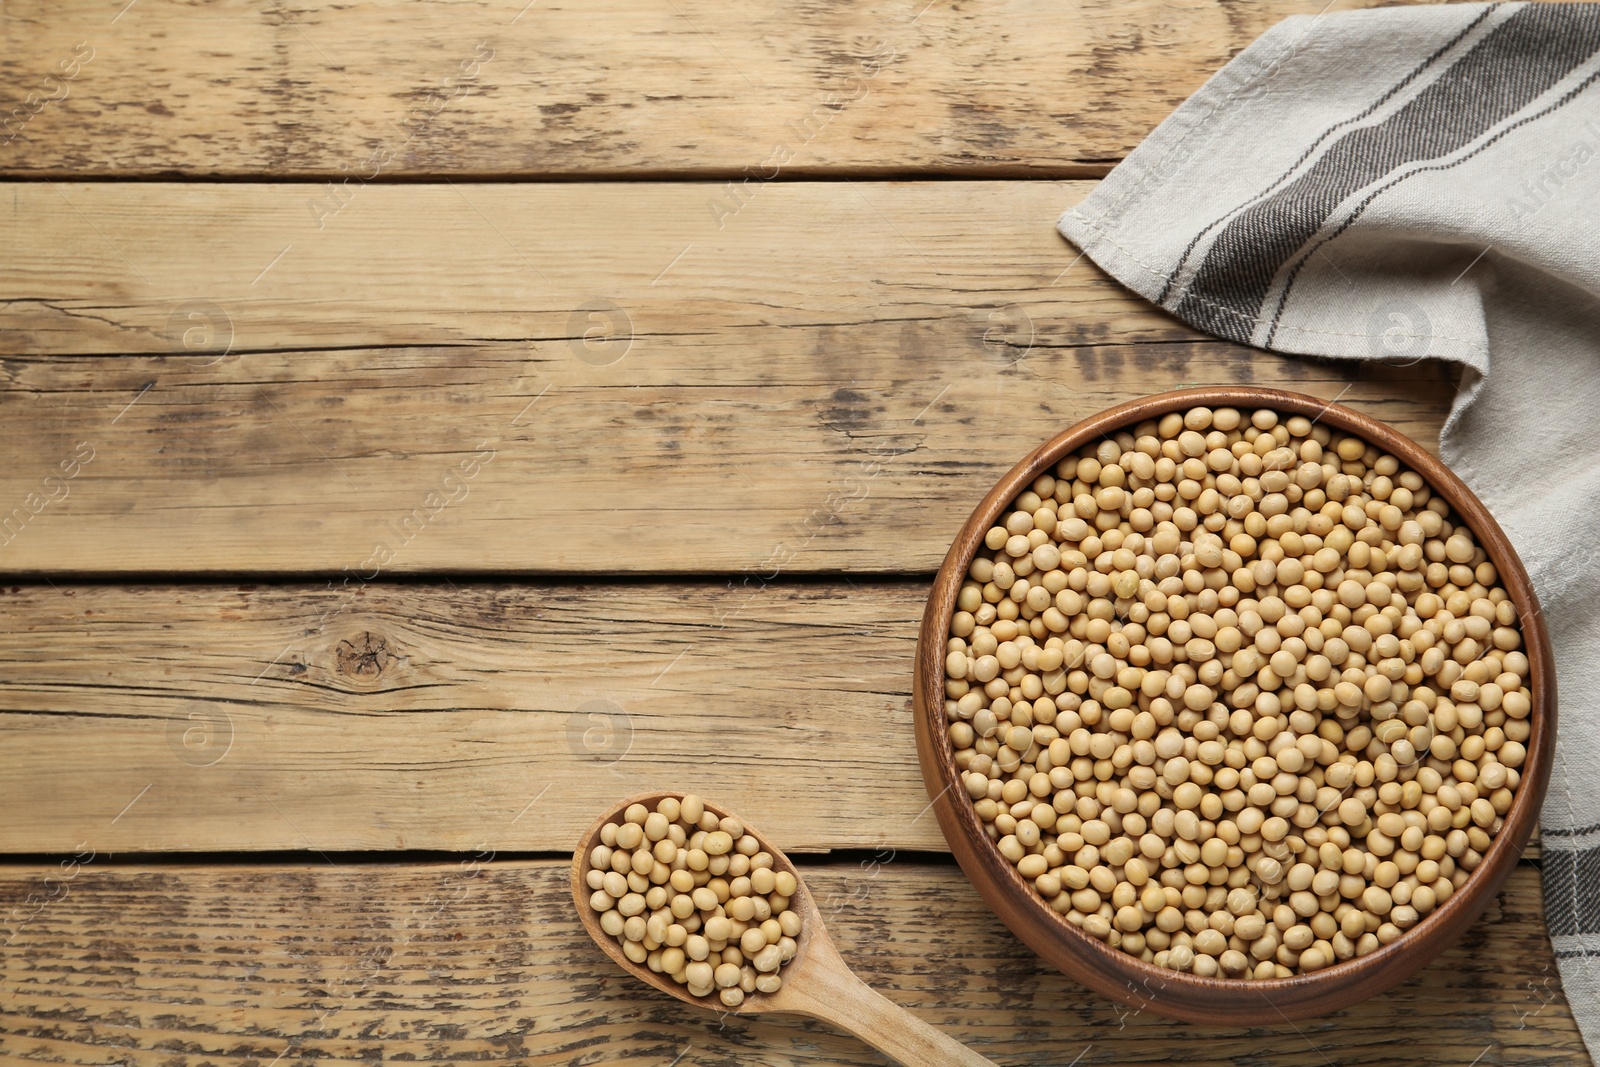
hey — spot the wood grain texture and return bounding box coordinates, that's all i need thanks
[0,580,1544,859]
[0,2,1574,1060]
[0,182,1457,574]
[1,0,1448,180]
[0,860,1582,1066]
[0,580,931,854]
[0,180,1218,355]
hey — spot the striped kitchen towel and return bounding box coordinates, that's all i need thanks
[1059,1,1600,1051]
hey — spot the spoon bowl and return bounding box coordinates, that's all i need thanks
[572,792,999,1067]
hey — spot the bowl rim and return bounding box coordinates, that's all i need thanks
[912,385,1556,1023]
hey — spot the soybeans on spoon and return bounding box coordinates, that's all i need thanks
[572,792,1000,1067]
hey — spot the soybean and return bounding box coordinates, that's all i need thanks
[582,795,801,999]
[944,408,1529,979]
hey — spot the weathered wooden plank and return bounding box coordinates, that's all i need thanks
[0,581,1543,859]
[0,180,1164,355]
[0,0,1450,179]
[0,182,1457,574]
[0,580,934,854]
[0,860,1581,1066]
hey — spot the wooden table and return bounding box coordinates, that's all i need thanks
[0,1,1587,1064]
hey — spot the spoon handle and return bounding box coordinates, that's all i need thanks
[779,956,1000,1067]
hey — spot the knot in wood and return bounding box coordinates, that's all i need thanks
[335,631,396,681]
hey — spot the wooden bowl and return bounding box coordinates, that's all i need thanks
[912,386,1555,1023]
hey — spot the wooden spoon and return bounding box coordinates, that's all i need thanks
[572,792,1000,1067]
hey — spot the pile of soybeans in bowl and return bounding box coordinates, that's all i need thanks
[581,794,802,1007]
[941,406,1531,980]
